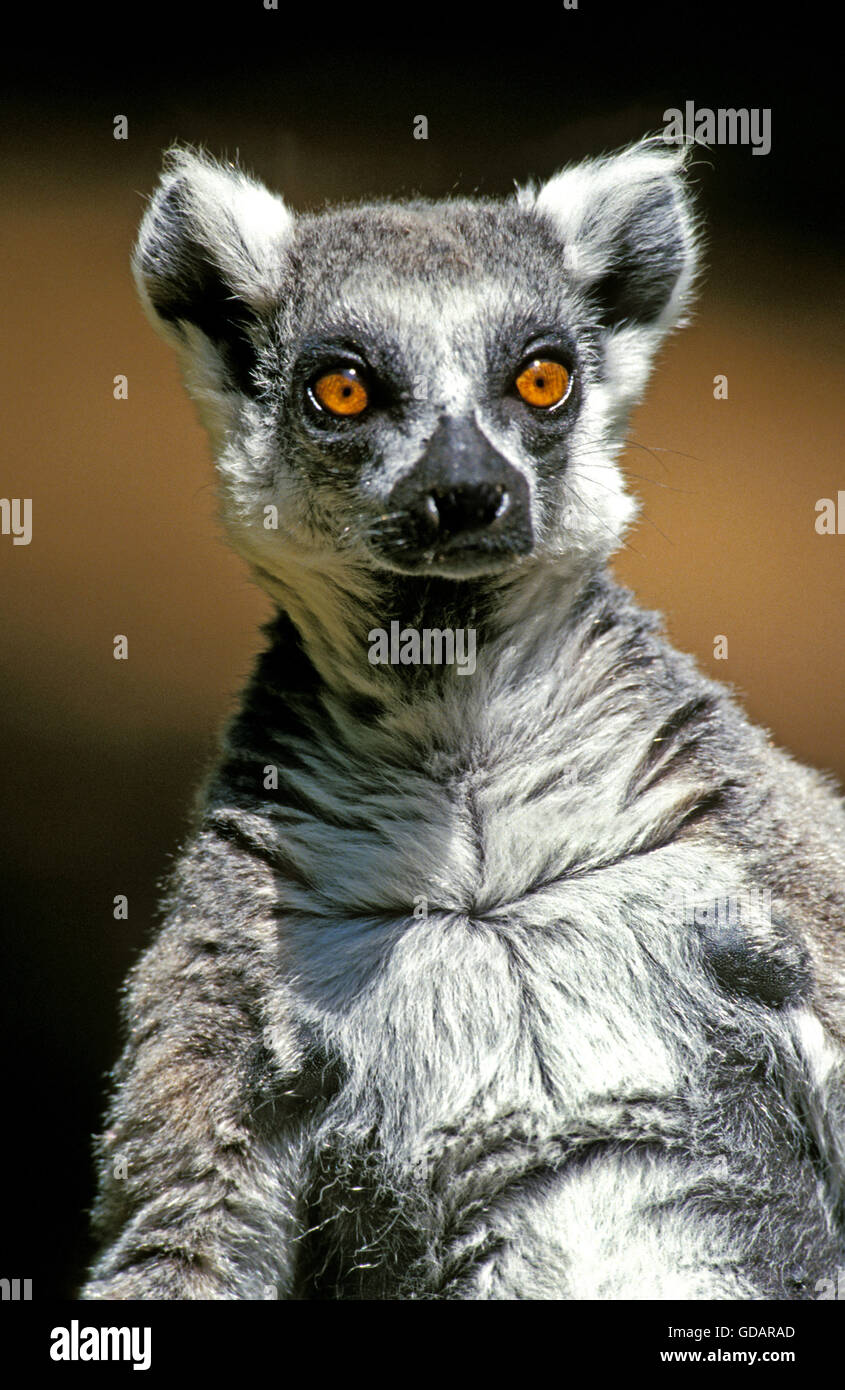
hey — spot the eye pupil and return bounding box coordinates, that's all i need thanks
[312,367,370,417]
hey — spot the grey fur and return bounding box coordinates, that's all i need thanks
[84,138,845,1300]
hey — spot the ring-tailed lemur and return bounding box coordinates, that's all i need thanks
[84,138,845,1300]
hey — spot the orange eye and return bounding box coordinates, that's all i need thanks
[311,367,369,417]
[515,358,570,408]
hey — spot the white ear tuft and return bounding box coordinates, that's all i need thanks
[146,146,293,310]
[523,136,699,333]
[132,146,295,398]
[133,146,294,335]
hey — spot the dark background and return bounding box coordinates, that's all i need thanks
[1,4,842,1299]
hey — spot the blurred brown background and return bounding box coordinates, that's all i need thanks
[1,5,842,1297]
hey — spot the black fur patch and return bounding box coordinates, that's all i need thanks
[623,695,717,808]
[244,1042,344,1138]
[591,184,687,328]
[699,916,812,1009]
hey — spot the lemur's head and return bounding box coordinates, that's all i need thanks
[134,139,698,592]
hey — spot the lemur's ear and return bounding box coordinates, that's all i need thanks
[526,137,699,332]
[132,147,293,395]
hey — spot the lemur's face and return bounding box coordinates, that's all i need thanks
[134,141,697,589]
[277,205,592,581]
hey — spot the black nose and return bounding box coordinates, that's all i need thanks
[426,480,510,538]
[386,416,533,560]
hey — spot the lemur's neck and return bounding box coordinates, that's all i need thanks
[250,555,610,712]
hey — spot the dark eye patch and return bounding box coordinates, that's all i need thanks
[292,326,411,409]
